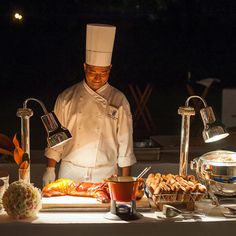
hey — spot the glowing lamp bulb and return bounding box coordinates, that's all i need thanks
[14,13,23,20]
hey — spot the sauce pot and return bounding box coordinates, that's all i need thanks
[105,176,138,202]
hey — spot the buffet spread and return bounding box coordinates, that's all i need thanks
[37,150,236,220]
[1,149,236,221]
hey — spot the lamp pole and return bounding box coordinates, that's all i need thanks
[16,108,33,184]
[16,98,49,184]
[178,106,195,176]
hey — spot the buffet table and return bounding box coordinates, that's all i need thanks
[1,210,236,236]
[1,143,236,236]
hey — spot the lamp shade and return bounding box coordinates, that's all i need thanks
[203,124,229,143]
[41,112,72,148]
[200,106,229,143]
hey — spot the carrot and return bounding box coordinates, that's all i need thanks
[13,134,24,165]
[13,133,20,148]
[19,160,29,169]
[14,146,24,165]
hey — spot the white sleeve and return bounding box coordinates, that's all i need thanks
[117,97,136,167]
[44,95,65,162]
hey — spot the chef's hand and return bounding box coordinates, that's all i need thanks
[43,167,56,186]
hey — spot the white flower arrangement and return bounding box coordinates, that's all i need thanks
[2,180,42,219]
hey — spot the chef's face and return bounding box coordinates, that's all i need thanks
[84,63,111,91]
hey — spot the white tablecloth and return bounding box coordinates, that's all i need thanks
[1,209,236,236]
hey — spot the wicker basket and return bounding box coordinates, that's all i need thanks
[145,187,206,211]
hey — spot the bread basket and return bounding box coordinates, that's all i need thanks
[145,173,206,210]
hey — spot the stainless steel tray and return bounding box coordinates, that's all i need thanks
[134,147,160,161]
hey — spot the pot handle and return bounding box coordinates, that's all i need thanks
[190,158,198,170]
[205,179,220,206]
[191,157,220,206]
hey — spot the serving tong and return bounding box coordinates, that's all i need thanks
[162,205,182,217]
[136,166,151,179]
[161,204,236,219]
[164,205,203,217]
[220,204,236,217]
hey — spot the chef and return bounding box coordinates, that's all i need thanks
[42,24,136,185]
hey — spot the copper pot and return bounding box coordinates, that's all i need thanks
[105,176,138,202]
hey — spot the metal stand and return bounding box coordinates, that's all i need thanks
[178,106,195,176]
[16,108,33,184]
[104,200,142,221]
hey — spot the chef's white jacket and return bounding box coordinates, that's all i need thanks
[45,80,136,182]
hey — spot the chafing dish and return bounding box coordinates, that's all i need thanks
[191,150,236,196]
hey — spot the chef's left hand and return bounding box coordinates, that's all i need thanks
[43,167,56,186]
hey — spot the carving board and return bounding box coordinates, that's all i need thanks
[42,196,150,212]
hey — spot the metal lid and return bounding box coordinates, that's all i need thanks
[199,150,236,166]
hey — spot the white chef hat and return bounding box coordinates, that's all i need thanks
[86,24,116,67]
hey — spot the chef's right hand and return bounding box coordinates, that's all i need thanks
[43,167,56,186]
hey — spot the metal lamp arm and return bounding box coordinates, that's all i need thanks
[23,97,49,114]
[185,95,207,107]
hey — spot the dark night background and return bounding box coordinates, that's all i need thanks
[1,0,236,149]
